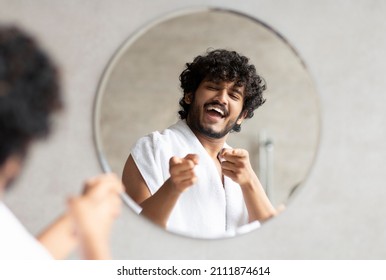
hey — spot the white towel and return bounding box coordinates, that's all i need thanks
[131,120,259,238]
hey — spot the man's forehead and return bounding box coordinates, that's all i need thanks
[204,78,245,88]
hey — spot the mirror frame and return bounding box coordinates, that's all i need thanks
[92,6,322,236]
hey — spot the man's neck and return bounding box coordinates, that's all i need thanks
[188,125,227,160]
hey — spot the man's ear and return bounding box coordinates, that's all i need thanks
[0,155,23,192]
[236,110,248,125]
[184,93,193,104]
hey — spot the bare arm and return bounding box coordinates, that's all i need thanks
[220,148,277,222]
[122,154,198,228]
[68,174,123,259]
[238,174,277,222]
[37,213,77,259]
[38,174,123,259]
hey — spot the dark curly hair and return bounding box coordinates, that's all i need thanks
[179,49,266,132]
[0,26,62,166]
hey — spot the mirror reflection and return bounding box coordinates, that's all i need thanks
[94,9,320,238]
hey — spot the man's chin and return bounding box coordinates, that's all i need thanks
[198,125,228,139]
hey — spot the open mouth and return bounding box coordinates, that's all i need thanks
[205,104,227,118]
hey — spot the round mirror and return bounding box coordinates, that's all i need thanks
[94,8,320,238]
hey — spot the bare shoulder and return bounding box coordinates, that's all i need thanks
[122,154,151,204]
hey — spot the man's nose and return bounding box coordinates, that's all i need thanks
[213,89,228,104]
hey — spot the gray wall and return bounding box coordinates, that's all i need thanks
[1,0,386,259]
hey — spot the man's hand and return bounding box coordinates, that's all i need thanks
[220,148,277,222]
[168,154,199,193]
[220,148,257,188]
[138,154,199,228]
[67,173,124,259]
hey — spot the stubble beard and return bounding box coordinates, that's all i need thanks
[186,104,241,139]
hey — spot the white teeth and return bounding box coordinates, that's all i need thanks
[207,105,224,116]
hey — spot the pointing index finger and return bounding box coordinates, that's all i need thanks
[221,148,245,156]
[221,148,247,161]
[184,154,199,165]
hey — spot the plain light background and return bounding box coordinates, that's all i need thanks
[1,0,386,259]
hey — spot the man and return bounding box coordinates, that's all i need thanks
[123,49,276,238]
[0,25,123,259]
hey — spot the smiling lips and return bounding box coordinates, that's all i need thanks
[205,103,228,118]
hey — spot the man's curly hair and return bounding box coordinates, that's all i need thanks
[0,26,62,166]
[179,49,266,132]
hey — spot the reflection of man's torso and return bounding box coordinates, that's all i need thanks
[131,120,252,238]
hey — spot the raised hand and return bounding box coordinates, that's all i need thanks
[220,148,276,222]
[219,148,257,187]
[67,173,123,259]
[138,154,200,227]
[168,154,199,193]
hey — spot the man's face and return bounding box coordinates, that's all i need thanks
[186,79,246,139]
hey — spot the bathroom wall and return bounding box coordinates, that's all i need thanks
[1,0,386,259]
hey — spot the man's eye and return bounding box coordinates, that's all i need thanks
[207,86,217,90]
[230,93,240,100]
